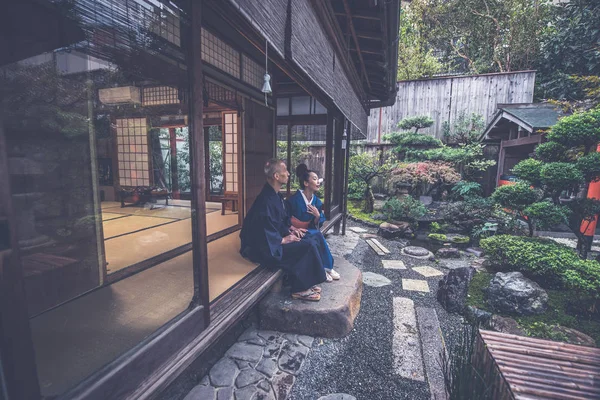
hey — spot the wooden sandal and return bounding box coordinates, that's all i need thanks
[291,290,321,301]
[311,286,322,293]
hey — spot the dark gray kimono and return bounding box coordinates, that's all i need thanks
[240,184,326,292]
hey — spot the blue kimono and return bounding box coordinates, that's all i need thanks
[287,190,334,271]
[240,184,327,292]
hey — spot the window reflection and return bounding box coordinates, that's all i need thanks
[1,0,197,396]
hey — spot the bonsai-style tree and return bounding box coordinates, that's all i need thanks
[491,183,568,237]
[502,108,600,256]
[348,150,393,213]
[397,115,434,133]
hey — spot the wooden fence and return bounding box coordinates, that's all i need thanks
[367,71,536,141]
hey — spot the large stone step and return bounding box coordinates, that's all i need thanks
[258,257,362,338]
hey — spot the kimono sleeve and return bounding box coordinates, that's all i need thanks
[314,196,326,227]
[256,207,285,264]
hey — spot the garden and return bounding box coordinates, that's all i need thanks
[347,107,600,346]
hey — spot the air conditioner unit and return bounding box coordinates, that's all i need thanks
[99,86,141,105]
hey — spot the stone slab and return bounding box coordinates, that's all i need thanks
[348,227,367,233]
[412,266,443,278]
[318,395,357,400]
[402,279,430,292]
[416,307,448,400]
[370,238,391,254]
[382,260,406,270]
[258,257,362,338]
[392,297,425,381]
[362,272,392,287]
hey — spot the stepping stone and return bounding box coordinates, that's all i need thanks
[366,238,390,255]
[412,266,443,278]
[392,297,425,381]
[348,227,367,233]
[402,279,430,292]
[416,307,447,400]
[362,272,392,287]
[401,246,433,259]
[466,247,485,257]
[382,260,406,270]
[318,395,357,400]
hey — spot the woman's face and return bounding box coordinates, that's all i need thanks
[305,172,320,192]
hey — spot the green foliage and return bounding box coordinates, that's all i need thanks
[383,196,427,221]
[512,158,543,186]
[536,0,600,101]
[347,201,383,225]
[430,221,446,233]
[534,142,569,163]
[451,181,482,200]
[208,138,223,194]
[348,150,394,213]
[547,109,600,152]
[523,322,569,342]
[523,201,569,230]
[441,112,485,145]
[480,235,600,297]
[491,183,540,211]
[452,235,470,244]
[422,143,496,180]
[441,196,495,229]
[397,115,435,133]
[389,161,461,198]
[576,152,600,183]
[397,4,445,80]
[428,233,448,242]
[540,162,584,197]
[386,132,442,148]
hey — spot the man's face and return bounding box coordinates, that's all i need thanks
[274,162,290,185]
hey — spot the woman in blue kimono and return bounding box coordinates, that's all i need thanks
[288,164,339,281]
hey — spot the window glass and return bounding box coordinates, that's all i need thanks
[276,97,290,116]
[0,0,195,396]
[291,96,310,115]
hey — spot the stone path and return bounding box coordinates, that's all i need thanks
[184,329,314,400]
[184,224,460,400]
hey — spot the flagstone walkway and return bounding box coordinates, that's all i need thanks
[183,224,468,399]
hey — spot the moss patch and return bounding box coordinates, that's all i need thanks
[347,201,383,225]
[466,271,600,345]
[466,271,492,311]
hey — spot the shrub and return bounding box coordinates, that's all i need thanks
[547,108,600,153]
[383,196,427,221]
[540,162,584,198]
[522,201,569,230]
[480,235,600,298]
[385,132,442,147]
[512,159,543,186]
[441,196,494,230]
[576,152,600,183]
[451,181,482,200]
[389,161,461,198]
[397,115,434,133]
[491,183,541,210]
[534,142,568,163]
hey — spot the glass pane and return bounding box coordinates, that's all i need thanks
[276,125,289,193]
[289,125,326,199]
[276,97,289,116]
[314,99,327,114]
[291,96,310,115]
[208,126,224,195]
[0,1,195,396]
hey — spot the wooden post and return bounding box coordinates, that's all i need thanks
[169,128,180,199]
[324,112,334,219]
[341,119,351,235]
[495,140,506,187]
[191,0,210,322]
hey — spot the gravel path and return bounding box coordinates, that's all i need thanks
[289,223,466,400]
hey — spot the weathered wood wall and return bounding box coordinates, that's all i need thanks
[367,71,535,141]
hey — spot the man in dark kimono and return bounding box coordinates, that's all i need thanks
[240,159,326,300]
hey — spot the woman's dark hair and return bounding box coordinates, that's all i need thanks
[295,163,313,189]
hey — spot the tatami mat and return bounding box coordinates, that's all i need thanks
[104,212,239,273]
[106,205,192,220]
[103,216,181,240]
[31,233,257,396]
[101,212,126,222]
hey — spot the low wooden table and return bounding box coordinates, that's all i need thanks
[119,187,171,208]
[220,195,238,215]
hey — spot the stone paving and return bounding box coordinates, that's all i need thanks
[184,224,456,400]
[184,328,314,400]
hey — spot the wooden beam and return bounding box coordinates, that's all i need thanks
[502,134,543,148]
[334,10,380,21]
[349,44,384,55]
[342,0,371,91]
[356,30,383,40]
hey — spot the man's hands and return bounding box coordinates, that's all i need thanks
[282,234,301,244]
[289,225,307,238]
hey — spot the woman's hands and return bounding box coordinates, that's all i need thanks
[307,204,320,218]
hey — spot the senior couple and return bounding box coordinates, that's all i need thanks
[240,159,339,301]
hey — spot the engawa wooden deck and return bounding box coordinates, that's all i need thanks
[475,329,600,400]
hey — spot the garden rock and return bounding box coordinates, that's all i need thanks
[378,222,412,239]
[485,272,548,316]
[552,326,596,347]
[465,306,492,324]
[488,315,525,335]
[403,246,429,257]
[436,267,474,313]
[436,247,460,259]
[419,195,433,206]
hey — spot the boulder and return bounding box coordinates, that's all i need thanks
[551,326,596,347]
[465,306,492,324]
[488,315,525,335]
[259,257,362,338]
[378,221,412,239]
[484,272,548,316]
[419,195,433,206]
[436,267,475,313]
[436,247,461,259]
[371,213,388,221]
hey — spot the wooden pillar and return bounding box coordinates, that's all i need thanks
[191,0,210,322]
[324,112,334,219]
[495,140,506,187]
[341,119,351,235]
[169,128,180,199]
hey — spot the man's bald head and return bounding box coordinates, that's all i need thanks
[264,159,290,187]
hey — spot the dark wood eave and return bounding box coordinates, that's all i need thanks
[329,0,400,108]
